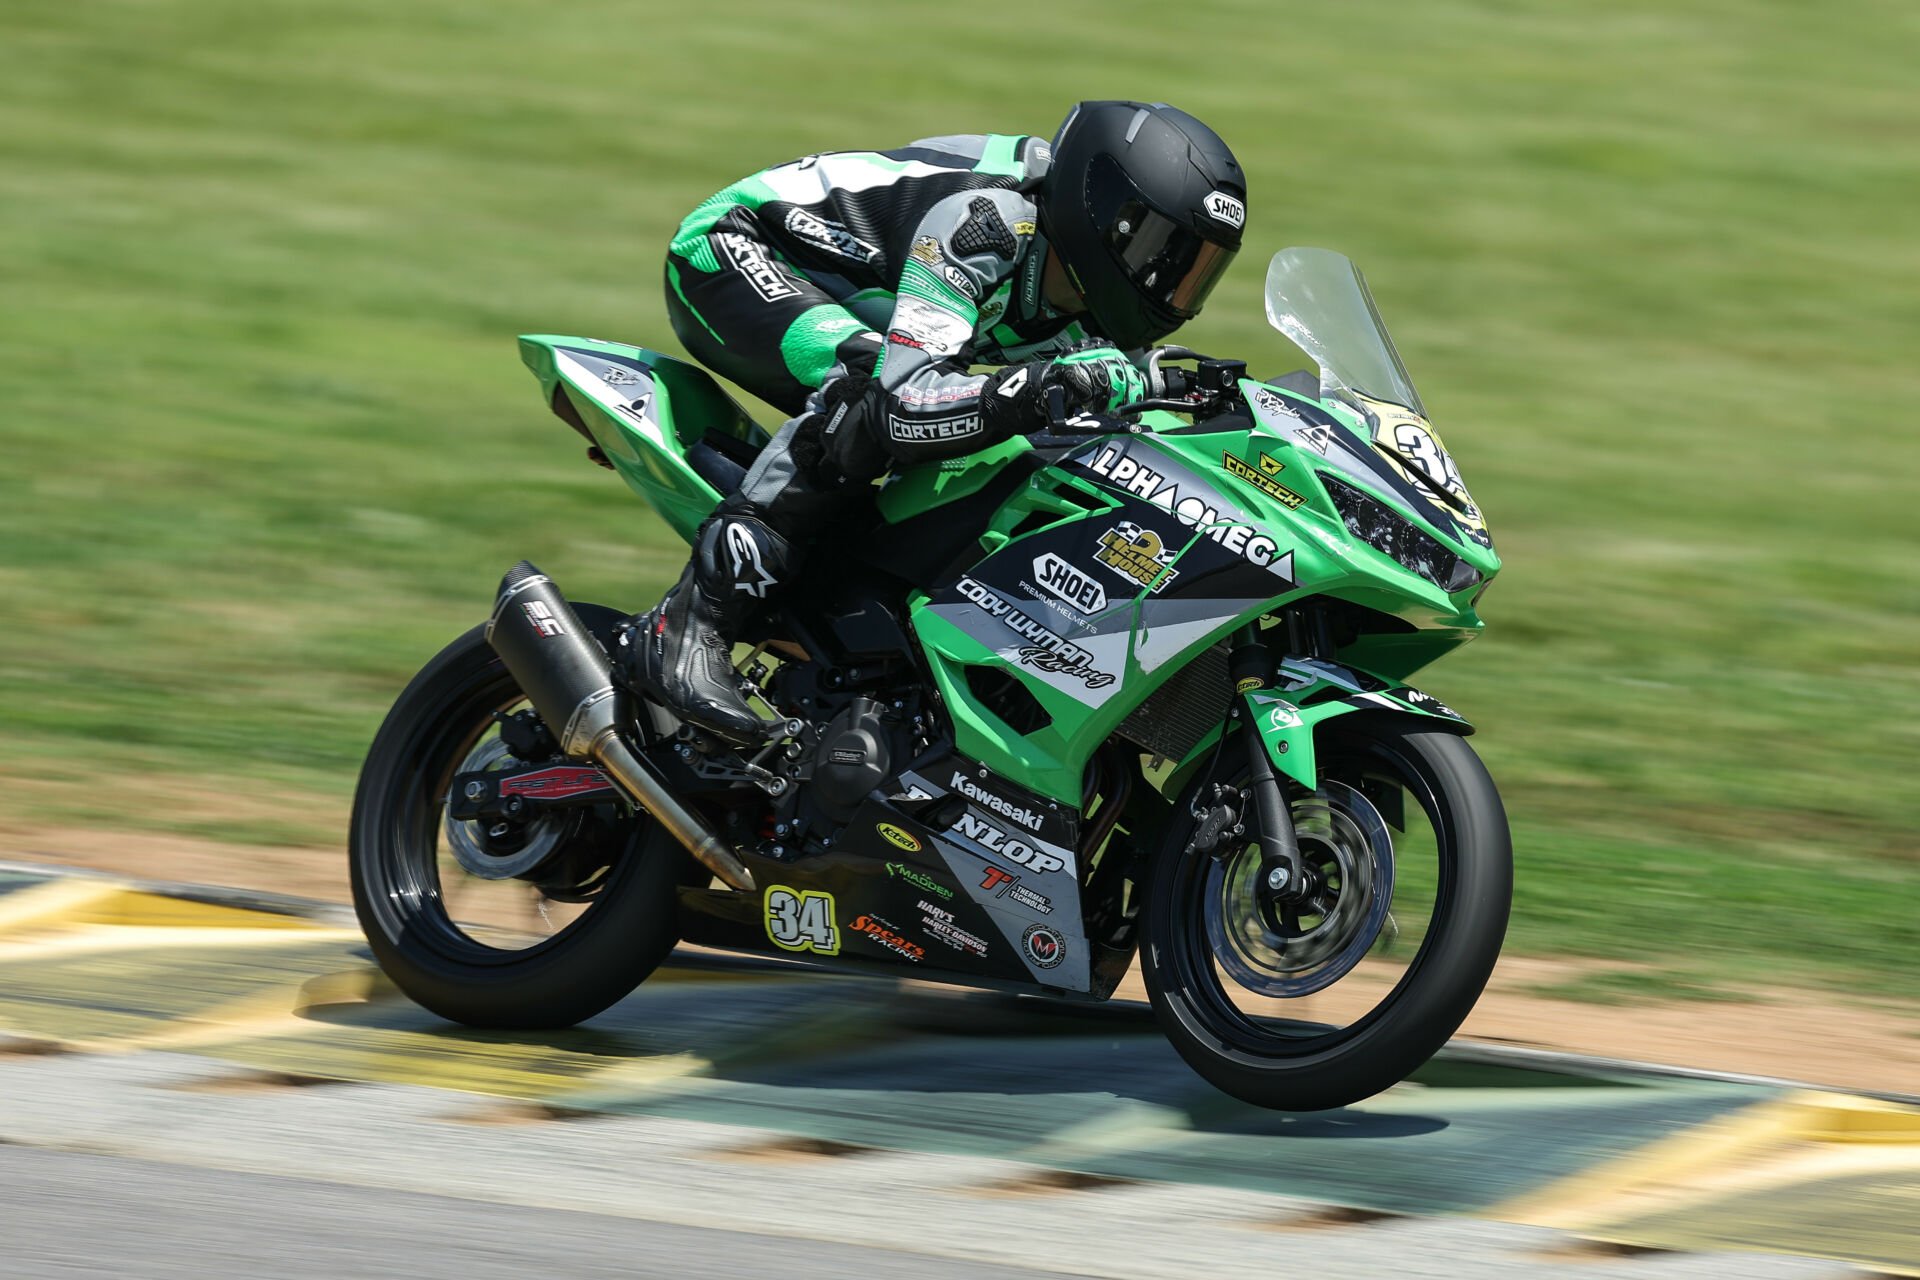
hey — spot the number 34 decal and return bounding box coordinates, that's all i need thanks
[765,886,839,956]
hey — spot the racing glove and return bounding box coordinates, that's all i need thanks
[981,342,1149,436]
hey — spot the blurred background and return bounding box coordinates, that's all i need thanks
[2,0,1915,1040]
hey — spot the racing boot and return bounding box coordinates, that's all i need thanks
[617,505,794,744]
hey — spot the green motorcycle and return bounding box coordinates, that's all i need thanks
[350,247,1511,1111]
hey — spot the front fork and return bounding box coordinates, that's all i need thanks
[1227,625,1312,905]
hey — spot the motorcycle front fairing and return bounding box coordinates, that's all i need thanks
[904,249,1499,806]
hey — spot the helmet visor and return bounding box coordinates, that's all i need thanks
[1103,200,1237,321]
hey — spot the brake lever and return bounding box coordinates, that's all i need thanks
[1112,397,1207,417]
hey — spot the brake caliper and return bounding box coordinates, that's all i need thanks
[1187,783,1246,859]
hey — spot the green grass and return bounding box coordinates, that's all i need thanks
[1521,968,1754,1008]
[2,0,1916,997]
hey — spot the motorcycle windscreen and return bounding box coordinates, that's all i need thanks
[1263,248,1490,548]
[1264,247,1424,416]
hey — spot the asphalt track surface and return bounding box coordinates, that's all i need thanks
[0,1146,1070,1280]
[0,864,1914,1278]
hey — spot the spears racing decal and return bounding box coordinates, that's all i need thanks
[849,912,925,962]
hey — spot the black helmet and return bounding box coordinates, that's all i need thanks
[1039,101,1246,350]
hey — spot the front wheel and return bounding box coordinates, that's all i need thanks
[1141,718,1511,1111]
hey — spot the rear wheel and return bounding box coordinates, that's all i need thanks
[349,608,689,1029]
[1141,718,1511,1110]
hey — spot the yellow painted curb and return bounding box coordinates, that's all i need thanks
[1798,1092,1920,1144]
[1495,1092,1808,1229]
[0,878,131,937]
[78,888,318,931]
[0,880,319,935]
[1496,1089,1920,1231]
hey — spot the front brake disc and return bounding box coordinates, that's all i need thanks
[1204,779,1395,997]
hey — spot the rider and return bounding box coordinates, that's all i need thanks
[620,101,1247,741]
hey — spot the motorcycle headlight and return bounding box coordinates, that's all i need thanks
[1323,476,1482,594]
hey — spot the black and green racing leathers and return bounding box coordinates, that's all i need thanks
[626,132,1154,741]
[664,132,1156,471]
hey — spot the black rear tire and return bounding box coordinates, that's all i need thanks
[1141,718,1511,1111]
[349,607,687,1029]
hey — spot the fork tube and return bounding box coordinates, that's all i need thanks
[1228,625,1307,899]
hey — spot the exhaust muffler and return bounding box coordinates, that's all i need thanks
[486,561,756,893]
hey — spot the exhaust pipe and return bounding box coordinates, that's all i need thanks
[486,562,757,893]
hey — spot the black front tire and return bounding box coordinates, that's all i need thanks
[1141,718,1512,1111]
[349,608,687,1030]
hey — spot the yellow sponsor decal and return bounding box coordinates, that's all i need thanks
[1234,675,1264,693]
[1259,454,1284,475]
[1012,220,1036,236]
[1223,453,1306,509]
[1348,392,1490,542]
[1094,523,1180,592]
[876,823,921,853]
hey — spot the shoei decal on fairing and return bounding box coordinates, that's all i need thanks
[922,437,1293,708]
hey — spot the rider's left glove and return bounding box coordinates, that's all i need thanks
[981,342,1147,438]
